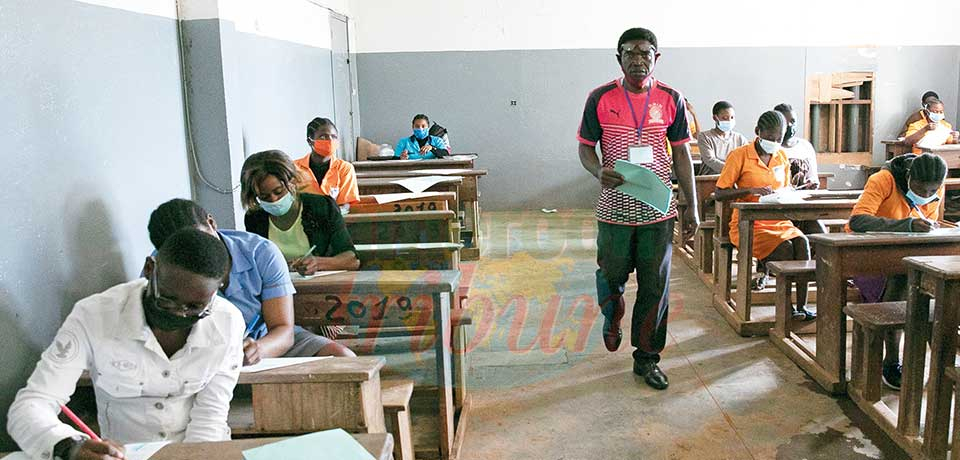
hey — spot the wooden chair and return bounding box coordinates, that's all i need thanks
[767,260,818,337]
[845,302,907,403]
[381,380,416,460]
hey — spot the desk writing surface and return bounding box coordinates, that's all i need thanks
[809,232,960,248]
[237,356,384,384]
[292,270,461,295]
[148,434,392,460]
[731,200,858,211]
[357,177,462,187]
[903,255,960,279]
[918,144,960,153]
[356,169,487,178]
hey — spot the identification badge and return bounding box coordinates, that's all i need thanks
[329,187,340,199]
[629,145,654,164]
[772,165,785,179]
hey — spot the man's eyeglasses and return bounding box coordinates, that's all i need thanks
[150,266,216,318]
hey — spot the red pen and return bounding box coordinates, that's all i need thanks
[60,404,102,442]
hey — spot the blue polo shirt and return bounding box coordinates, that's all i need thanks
[217,229,295,340]
[394,135,448,159]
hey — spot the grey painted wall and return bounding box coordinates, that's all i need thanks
[0,0,191,450]
[235,31,337,161]
[358,46,960,210]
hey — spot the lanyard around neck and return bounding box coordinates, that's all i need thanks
[623,79,653,140]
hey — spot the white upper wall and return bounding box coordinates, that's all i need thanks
[76,0,353,48]
[352,0,960,53]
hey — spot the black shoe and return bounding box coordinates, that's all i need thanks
[792,306,817,321]
[752,272,770,291]
[602,317,622,352]
[882,363,902,390]
[633,361,669,390]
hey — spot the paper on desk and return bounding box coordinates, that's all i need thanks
[448,154,478,161]
[390,176,450,193]
[408,168,472,175]
[242,428,375,460]
[289,270,346,281]
[613,160,672,214]
[371,191,445,204]
[758,189,807,204]
[917,125,953,149]
[1,453,29,460]
[125,441,171,460]
[240,357,328,373]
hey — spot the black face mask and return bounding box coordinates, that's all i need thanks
[783,125,796,143]
[143,294,204,331]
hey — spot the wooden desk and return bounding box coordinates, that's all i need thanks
[779,233,960,394]
[355,242,462,271]
[232,357,386,436]
[353,155,477,171]
[883,139,913,160]
[718,193,860,336]
[352,192,457,214]
[147,433,393,460]
[355,171,486,261]
[917,144,960,169]
[293,270,465,460]
[346,211,459,246]
[358,177,462,196]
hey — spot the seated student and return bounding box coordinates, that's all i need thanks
[847,153,948,390]
[148,199,356,366]
[241,149,360,273]
[903,98,959,153]
[395,114,450,160]
[899,91,940,137]
[715,111,814,319]
[774,103,826,235]
[293,117,359,213]
[697,100,749,175]
[7,229,242,460]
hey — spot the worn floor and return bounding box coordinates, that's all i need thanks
[456,210,909,460]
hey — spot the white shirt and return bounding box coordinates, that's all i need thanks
[782,138,819,186]
[7,279,245,460]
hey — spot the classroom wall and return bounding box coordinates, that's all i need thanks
[353,0,960,210]
[0,0,191,450]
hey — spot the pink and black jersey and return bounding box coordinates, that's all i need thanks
[578,78,691,226]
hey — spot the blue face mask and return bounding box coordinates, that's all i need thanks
[413,128,429,140]
[258,191,295,216]
[906,179,938,206]
[928,112,945,123]
[717,120,735,133]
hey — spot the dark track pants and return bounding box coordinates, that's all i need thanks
[596,220,673,364]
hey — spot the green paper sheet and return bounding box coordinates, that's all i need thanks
[613,160,672,214]
[242,429,375,460]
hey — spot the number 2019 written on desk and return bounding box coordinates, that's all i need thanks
[299,294,436,325]
[393,202,438,212]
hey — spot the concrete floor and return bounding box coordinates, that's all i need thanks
[456,210,909,460]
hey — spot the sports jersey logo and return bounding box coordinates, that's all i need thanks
[648,103,665,124]
[609,108,620,118]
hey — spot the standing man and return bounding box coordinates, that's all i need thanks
[577,27,699,390]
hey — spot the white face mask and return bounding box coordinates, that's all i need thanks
[758,138,780,154]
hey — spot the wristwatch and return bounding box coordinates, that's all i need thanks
[52,435,85,460]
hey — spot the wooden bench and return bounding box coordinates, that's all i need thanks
[845,301,906,403]
[767,260,818,337]
[381,380,416,460]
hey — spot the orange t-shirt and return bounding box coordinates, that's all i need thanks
[716,141,804,260]
[293,154,360,205]
[845,169,943,232]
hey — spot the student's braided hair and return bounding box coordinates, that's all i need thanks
[773,103,793,114]
[148,199,209,250]
[756,110,785,134]
[306,117,338,140]
[908,153,948,184]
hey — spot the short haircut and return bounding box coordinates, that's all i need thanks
[617,27,658,52]
[157,228,229,280]
[922,91,940,103]
[412,114,430,125]
[909,153,948,184]
[757,110,785,133]
[148,199,209,250]
[773,103,794,114]
[712,101,733,116]
[306,117,338,140]
[240,150,300,210]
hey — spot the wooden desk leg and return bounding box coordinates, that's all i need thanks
[899,269,931,437]
[921,281,960,458]
[735,218,754,322]
[815,246,847,393]
[433,293,455,459]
